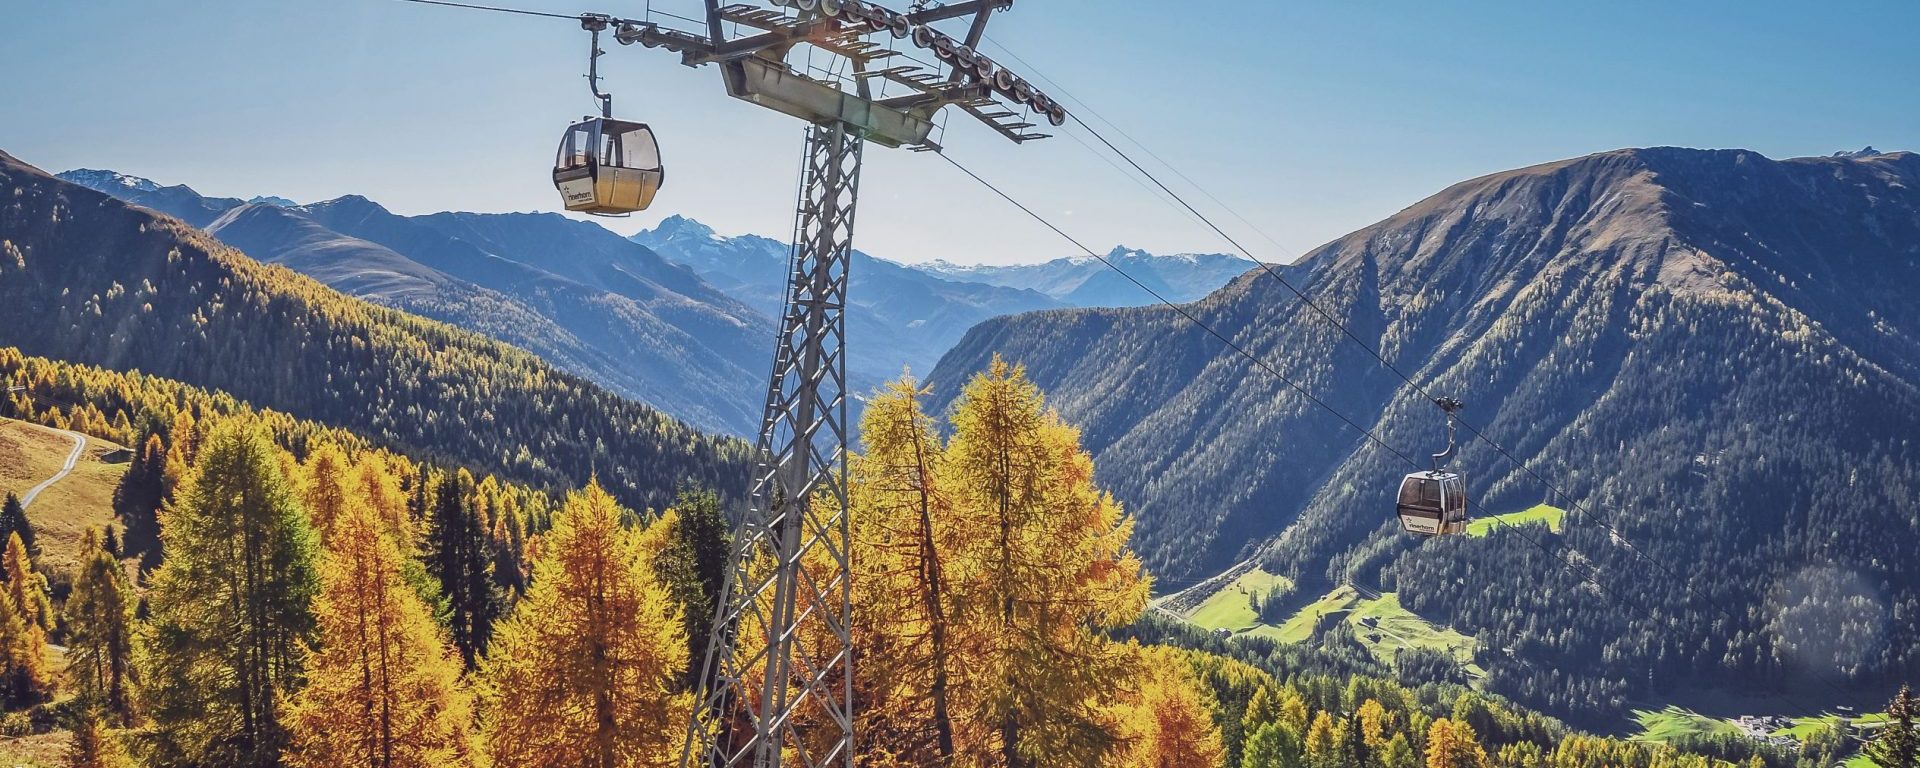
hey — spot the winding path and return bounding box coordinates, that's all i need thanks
[18,427,84,509]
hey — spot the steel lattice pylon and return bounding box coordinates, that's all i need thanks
[684,120,863,768]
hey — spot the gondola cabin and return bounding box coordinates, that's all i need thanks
[553,117,663,215]
[1396,470,1468,536]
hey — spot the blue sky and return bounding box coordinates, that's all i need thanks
[4,0,1916,265]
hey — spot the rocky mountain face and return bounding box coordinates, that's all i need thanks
[56,171,770,436]
[917,247,1257,307]
[632,215,1068,389]
[927,147,1920,713]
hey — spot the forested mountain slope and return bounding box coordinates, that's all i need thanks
[928,147,1920,714]
[0,346,1792,768]
[56,170,769,435]
[633,215,1065,385]
[3,151,749,512]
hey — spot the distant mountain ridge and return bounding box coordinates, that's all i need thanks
[635,216,1258,386]
[56,169,770,436]
[633,215,1068,388]
[56,168,1260,433]
[917,246,1257,306]
[926,147,1920,715]
[6,151,750,511]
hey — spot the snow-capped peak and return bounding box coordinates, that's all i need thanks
[58,168,161,193]
[652,214,720,242]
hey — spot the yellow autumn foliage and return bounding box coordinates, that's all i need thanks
[479,482,691,768]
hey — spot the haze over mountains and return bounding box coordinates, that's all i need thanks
[918,247,1256,307]
[4,152,750,511]
[59,169,1254,435]
[57,168,771,435]
[930,147,1920,714]
[632,215,1071,386]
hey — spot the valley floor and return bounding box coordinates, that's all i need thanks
[1179,572,1484,680]
[1171,505,1572,676]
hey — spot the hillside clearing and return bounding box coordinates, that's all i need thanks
[1466,503,1566,537]
[1187,568,1292,632]
[0,419,127,575]
[1348,591,1483,675]
[1631,705,1740,743]
[1188,579,1482,678]
[1275,586,1361,644]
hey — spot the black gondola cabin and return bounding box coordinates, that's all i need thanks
[1396,470,1467,536]
[553,117,663,215]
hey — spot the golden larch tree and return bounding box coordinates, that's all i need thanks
[479,482,690,768]
[66,705,134,768]
[3,533,52,631]
[353,451,417,550]
[848,376,962,765]
[1305,711,1341,768]
[0,551,51,707]
[940,357,1150,767]
[1424,718,1489,768]
[1357,699,1393,753]
[66,527,138,725]
[286,480,479,768]
[299,442,353,536]
[1105,646,1227,768]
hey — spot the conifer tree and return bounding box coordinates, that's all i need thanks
[479,482,690,768]
[847,376,961,762]
[1244,686,1281,733]
[1379,734,1417,768]
[352,452,416,549]
[941,357,1149,766]
[67,705,134,768]
[140,420,319,768]
[159,411,198,501]
[1342,711,1373,768]
[67,528,137,725]
[0,493,33,559]
[3,534,50,631]
[428,470,496,669]
[1244,723,1306,768]
[1106,646,1227,768]
[1356,699,1391,754]
[1305,712,1341,768]
[1422,719,1487,768]
[0,559,51,707]
[367,458,443,616]
[286,486,477,768]
[1281,690,1311,735]
[1868,685,1919,768]
[113,432,169,567]
[473,478,525,597]
[655,487,728,687]
[298,442,352,536]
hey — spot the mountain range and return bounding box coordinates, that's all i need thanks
[59,170,1255,435]
[631,215,1072,387]
[56,169,771,436]
[917,247,1256,307]
[3,151,750,512]
[21,143,1920,724]
[928,147,1920,714]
